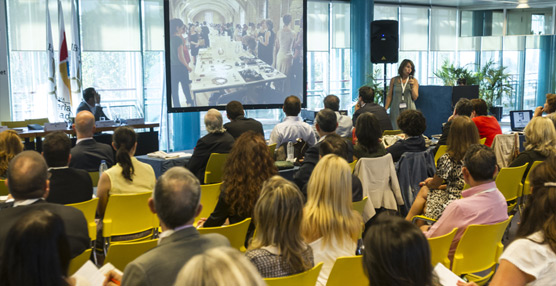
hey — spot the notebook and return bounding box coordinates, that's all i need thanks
[510,110,533,132]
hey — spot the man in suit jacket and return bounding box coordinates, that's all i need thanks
[105,167,229,286]
[188,109,235,183]
[0,151,89,259]
[43,131,93,205]
[352,86,393,132]
[70,110,115,172]
[76,87,109,121]
[223,100,264,139]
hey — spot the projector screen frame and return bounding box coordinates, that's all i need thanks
[163,0,308,113]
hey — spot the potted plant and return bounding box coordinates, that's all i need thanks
[478,60,513,120]
[365,68,387,105]
[434,60,480,86]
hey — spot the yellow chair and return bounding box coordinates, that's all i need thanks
[104,239,158,271]
[383,129,402,136]
[434,145,448,166]
[452,216,513,285]
[198,218,251,252]
[1,120,27,128]
[68,249,92,276]
[89,171,100,188]
[349,159,358,173]
[479,137,487,145]
[428,227,458,268]
[204,153,229,184]
[67,198,99,242]
[25,118,50,125]
[195,182,222,224]
[351,196,368,216]
[520,161,543,214]
[268,143,277,156]
[0,179,8,196]
[326,256,368,286]
[102,192,159,251]
[495,164,528,213]
[264,262,324,286]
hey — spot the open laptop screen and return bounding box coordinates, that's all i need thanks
[510,110,533,131]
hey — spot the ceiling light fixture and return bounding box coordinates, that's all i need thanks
[517,0,530,9]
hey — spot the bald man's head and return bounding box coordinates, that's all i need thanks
[7,151,48,200]
[75,111,95,138]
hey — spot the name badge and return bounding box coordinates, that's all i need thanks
[44,122,67,131]
[399,102,408,109]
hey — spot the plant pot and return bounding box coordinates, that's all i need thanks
[489,106,503,121]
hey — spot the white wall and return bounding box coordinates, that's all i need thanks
[0,2,10,122]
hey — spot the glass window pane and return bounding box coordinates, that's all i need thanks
[307,1,328,52]
[331,2,350,49]
[461,11,473,37]
[374,5,398,21]
[400,7,428,51]
[143,0,164,51]
[431,8,457,51]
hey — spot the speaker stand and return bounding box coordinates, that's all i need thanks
[383,63,388,105]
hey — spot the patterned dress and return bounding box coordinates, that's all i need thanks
[246,246,314,278]
[424,153,464,220]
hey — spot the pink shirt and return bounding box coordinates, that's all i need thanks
[425,181,508,260]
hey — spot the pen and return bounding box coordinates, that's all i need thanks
[110,278,121,285]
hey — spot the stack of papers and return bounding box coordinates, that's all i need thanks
[147,151,191,159]
[72,261,123,286]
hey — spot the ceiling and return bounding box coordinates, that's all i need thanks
[375,0,556,10]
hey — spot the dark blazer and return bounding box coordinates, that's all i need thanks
[76,101,109,121]
[47,167,93,205]
[223,116,264,139]
[188,132,235,184]
[0,200,89,259]
[352,102,393,132]
[70,139,115,172]
[121,227,229,286]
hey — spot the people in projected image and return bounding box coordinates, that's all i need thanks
[169,19,193,107]
[189,26,202,66]
[201,21,210,48]
[275,14,296,94]
[258,19,275,66]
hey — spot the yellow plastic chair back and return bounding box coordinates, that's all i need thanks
[479,137,487,145]
[351,196,368,216]
[495,164,528,213]
[198,218,251,252]
[268,143,277,156]
[452,216,513,285]
[349,159,358,173]
[428,227,458,268]
[1,120,27,128]
[434,145,448,167]
[195,182,222,224]
[68,249,92,276]
[0,179,8,196]
[264,262,323,286]
[89,171,100,188]
[104,239,158,271]
[383,129,402,136]
[326,256,368,286]
[102,192,158,240]
[204,153,229,184]
[25,118,50,125]
[67,198,99,242]
[522,161,543,197]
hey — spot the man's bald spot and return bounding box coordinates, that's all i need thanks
[75,111,95,136]
[7,151,48,199]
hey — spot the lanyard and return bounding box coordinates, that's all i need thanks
[400,77,409,101]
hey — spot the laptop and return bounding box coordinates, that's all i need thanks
[510,110,533,132]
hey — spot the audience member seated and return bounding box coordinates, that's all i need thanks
[0,130,23,179]
[224,100,264,139]
[97,126,156,217]
[175,247,265,286]
[294,109,353,193]
[436,98,473,154]
[323,94,352,137]
[42,131,93,205]
[104,167,229,286]
[269,95,317,148]
[76,87,109,121]
[70,110,115,172]
[302,154,363,286]
[386,110,427,162]
[509,117,556,181]
[406,116,480,221]
[198,131,277,240]
[0,209,73,286]
[246,176,314,277]
[187,109,235,183]
[0,151,88,258]
[353,113,386,160]
[423,144,508,260]
[470,98,502,147]
[459,156,556,286]
[533,93,556,117]
[352,86,392,132]
[363,214,434,286]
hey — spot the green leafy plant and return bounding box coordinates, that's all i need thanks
[433,60,480,86]
[478,60,513,108]
[365,68,387,105]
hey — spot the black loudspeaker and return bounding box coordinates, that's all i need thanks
[370,20,399,64]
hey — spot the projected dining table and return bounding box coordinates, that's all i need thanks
[189,35,287,100]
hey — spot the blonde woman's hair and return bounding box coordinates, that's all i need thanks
[447,116,480,162]
[174,247,265,286]
[249,176,311,274]
[524,117,556,157]
[302,154,362,246]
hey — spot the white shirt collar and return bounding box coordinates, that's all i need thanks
[76,137,94,145]
[13,198,43,207]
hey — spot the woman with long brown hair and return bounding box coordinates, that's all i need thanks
[198,131,278,231]
[406,116,480,221]
[0,130,23,179]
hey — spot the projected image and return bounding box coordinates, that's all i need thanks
[166,0,305,110]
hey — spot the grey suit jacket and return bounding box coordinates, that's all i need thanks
[121,227,230,286]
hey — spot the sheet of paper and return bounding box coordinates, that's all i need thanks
[99,263,123,276]
[72,260,106,286]
[433,263,466,286]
